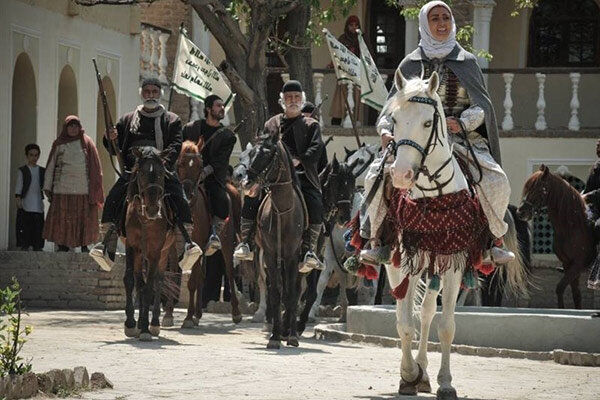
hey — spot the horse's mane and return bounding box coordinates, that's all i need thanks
[380,77,432,116]
[524,169,588,228]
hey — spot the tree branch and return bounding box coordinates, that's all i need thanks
[204,0,249,53]
[219,60,256,104]
[190,0,247,69]
[270,0,299,17]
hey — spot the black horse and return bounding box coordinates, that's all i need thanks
[297,155,357,334]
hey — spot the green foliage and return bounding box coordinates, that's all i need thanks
[0,278,32,377]
[511,0,539,17]
[385,0,493,61]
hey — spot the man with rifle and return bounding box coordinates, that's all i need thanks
[90,76,201,271]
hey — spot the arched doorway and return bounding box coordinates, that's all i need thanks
[10,53,37,249]
[96,77,118,196]
[57,64,78,136]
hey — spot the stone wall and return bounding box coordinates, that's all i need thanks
[0,251,125,310]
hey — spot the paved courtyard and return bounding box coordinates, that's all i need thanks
[21,310,600,400]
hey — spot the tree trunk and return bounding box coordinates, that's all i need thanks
[283,4,314,102]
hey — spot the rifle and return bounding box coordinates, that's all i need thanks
[310,94,328,120]
[93,58,124,176]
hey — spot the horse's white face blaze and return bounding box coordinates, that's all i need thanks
[387,71,447,190]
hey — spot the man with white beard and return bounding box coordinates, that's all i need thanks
[90,77,201,272]
[234,80,325,272]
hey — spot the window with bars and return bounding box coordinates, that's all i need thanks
[368,0,405,70]
[528,0,600,67]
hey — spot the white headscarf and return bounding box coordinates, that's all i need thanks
[418,1,457,60]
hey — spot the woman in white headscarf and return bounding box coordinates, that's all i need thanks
[360,0,514,266]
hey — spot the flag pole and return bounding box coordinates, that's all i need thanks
[343,86,361,147]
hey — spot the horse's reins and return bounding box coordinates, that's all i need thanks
[395,95,456,197]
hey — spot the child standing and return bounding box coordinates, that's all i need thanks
[15,143,45,251]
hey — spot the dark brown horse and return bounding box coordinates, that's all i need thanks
[123,146,176,341]
[172,140,242,327]
[517,164,595,308]
[242,134,305,348]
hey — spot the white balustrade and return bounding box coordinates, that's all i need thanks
[568,73,581,131]
[140,28,152,78]
[312,72,324,127]
[280,73,290,83]
[535,73,547,131]
[149,28,160,79]
[343,81,354,128]
[502,73,514,131]
[158,32,170,84]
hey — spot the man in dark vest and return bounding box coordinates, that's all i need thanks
[90,77,201,271]
[234,80,325,272]
[182,94,236,255]
[14,143,45,251]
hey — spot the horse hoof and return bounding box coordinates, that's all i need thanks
[181,319,195,329]
[124,326,140,338]
[266,339,280,349]
[417,378,432,393]
[193,316,201,326]
[251,312,265,323]
[436,387,458,400]
[149,325,160,337]
[398,379,418,396]
[139,332,153,342]
[287,336,299,347]
[337,315,347,323]
[307,315,316,323]
[162,316,174,327]
[232,314,243,324]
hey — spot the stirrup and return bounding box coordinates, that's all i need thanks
[234,243,254,261]
[359,245,390,267]
[179,242,202,272]
[299,251,323,273]
[90,243,114,272]
[205,234,222,257]
[490,245,515,264]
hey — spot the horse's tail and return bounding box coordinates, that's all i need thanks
[496,208,530,300]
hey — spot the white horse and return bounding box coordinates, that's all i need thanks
[307,191,382,322]
[383,70,527,400]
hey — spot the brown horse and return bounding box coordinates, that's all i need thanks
[123,146,176,341]
[173,140,242,327]
[242,134,305,349]
[517,164,595,308]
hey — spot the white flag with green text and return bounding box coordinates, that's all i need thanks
[323,28,361,86]
[171,30,235,111]
[357,30,388,111]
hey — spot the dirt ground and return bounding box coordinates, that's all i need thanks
[20,310,599,400]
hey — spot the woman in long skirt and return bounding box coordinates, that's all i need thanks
[43,115,104,251]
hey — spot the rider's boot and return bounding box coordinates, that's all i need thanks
[359,240,391,267]
[233,218,255,261]
[178,222,202,272]
[90,222,118,272]
[205,216,226,256]
[488,237,515,265]
[299,224,325,273]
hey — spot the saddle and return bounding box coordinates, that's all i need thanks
[256,184,309,235]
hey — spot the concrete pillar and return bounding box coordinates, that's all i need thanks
[399,0,419,55]
[471,0,496,70]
